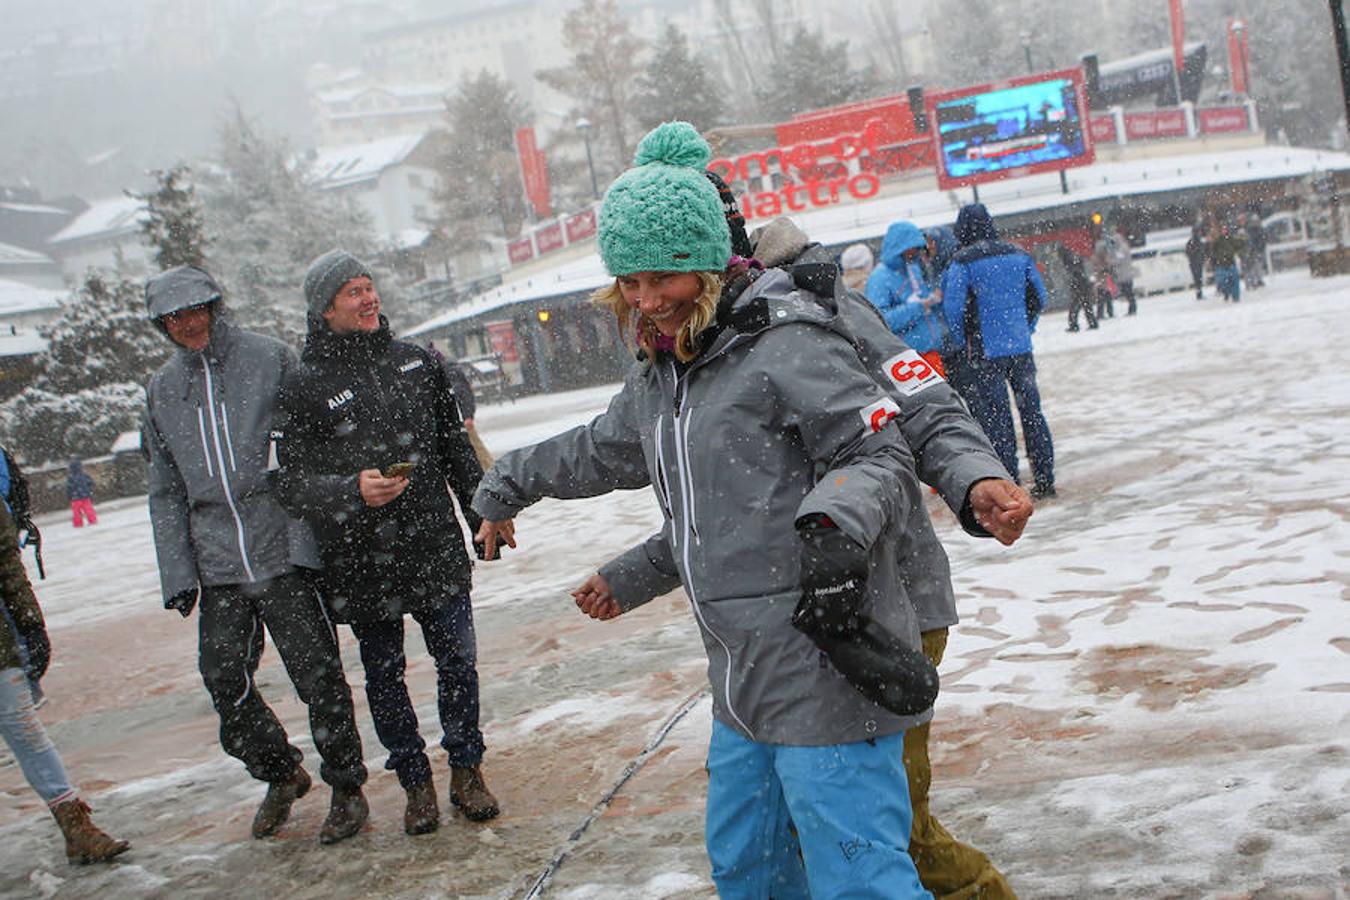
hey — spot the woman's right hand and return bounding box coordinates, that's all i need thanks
[571,573,621,620]
[358,468,409,507]
[475,518,517,560]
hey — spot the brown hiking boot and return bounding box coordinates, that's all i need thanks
[252,766,311,839]
[52,798,130,865]
[318,787,368,845]
[403,779,440,835]
[449,766,499,822]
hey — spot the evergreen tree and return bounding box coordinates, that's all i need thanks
[196,108,380,341]
[432,70,532,250]
[634,24,727,132]
[134,165,209,271]
[0,272,169,463]
[757,27,881,122]
[537,0,646,183]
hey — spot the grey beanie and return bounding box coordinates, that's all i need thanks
[303,249,372,327]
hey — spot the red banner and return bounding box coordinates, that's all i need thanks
[1124,109,1188,140]
[535,222,563,254]
[515,127,552,219]
[1089,115,1118,143]
[1168,0,1186,92]
[1227,20,1250,95]
[564,208,597,243]
[507,236,535,265]
[484,320,520,363]
[1197,106,1249,134]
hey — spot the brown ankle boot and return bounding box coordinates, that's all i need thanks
[449,766,499,822]
[318,787,368,845]
[52,798,130,865]
[403,779,440,835]
[252,767,312,839]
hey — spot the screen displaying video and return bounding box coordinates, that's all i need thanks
[931,72,1092,187]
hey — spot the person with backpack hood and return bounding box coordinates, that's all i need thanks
[275,250,500,833]
[475,121,945,899]
[142,265,369,845]
[942,203,1056,499]
[865,221,953,376]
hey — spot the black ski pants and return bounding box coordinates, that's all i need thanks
[199,570,367,790]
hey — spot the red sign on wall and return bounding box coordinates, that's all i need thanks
[484,320,520,363]
[507,236,535,265]
[515,127,552,219]
[535,222,564,254]
[1197,106,1248,134]
[564,208,597,242]
[1123,109,1188,140]
[1090,115,1118,143]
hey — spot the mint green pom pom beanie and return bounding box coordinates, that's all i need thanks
[597,121,732,276]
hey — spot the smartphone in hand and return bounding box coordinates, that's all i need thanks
[383,462,414,479]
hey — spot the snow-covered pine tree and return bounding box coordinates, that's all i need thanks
[135,164,209,271]
[0,272,168,463]
[634,24,726,132]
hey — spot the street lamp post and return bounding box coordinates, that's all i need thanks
[576,117,599,201]
[1019,32,1034,74]
[1330,0,1350,140]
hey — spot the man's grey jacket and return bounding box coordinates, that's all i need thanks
[144,311,319,605]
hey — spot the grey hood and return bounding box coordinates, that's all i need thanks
[145,266,224,334]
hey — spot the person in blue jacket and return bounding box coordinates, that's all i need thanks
[941,204,1056,499]
[864,221,952,375]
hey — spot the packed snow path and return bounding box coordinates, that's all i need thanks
[2,273,1347,899]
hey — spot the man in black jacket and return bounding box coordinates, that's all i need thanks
[277,251,499,835]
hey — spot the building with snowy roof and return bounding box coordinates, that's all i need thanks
[45,195,150,282]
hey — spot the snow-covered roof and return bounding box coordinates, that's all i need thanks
[1099,42,1205,76]
[404,144,1350,338]
[110,430,142,454]
[0,241,54,265]
[392,228,430,250]
[305,133,428,190]
[0,201,69,215]
[46,195,146,245]
[0,332,46,357]
[0,277,63,315]
[317,82,447,105]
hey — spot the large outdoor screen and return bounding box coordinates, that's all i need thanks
[927,68,1095,190]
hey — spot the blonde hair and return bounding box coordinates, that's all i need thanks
[591,271,723,363]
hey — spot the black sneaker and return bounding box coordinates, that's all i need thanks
[1030,484,1057,500]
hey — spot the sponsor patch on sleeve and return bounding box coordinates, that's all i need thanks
[860,396,901,434]
[882,350,944,396]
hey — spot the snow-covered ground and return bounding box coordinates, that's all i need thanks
[2,273,1348,899]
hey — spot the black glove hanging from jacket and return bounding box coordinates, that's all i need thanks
[21,625,50,682]
[166,587,199,618]
[792,516,939,717]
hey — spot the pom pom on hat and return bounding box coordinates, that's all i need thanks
[634,122,712,169]
[598,121,731,276]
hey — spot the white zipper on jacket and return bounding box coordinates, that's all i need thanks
[201,356,256,583]
[196,408,215,479]
[667,360,752,738]
[219,404,239,472]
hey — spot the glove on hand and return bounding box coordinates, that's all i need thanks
[811,624,940,717]
[791,523,868,641]
[166,587,199,618]
[21,627,50,682]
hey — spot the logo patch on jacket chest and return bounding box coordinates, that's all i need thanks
[398,359,424,373]
[327,388,355,410]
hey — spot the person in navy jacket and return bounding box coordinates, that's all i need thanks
[941,204,1056,498]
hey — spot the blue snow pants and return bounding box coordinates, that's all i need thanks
[705,720,933,900]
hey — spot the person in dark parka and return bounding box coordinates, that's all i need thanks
[276,251,499,833]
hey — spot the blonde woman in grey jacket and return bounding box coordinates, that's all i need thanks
[474,122,937,899]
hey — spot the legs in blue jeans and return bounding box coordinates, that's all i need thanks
[705,720,932,900]
[969,354,1055,491]
[351,593,485,788]
[0,667,75,807]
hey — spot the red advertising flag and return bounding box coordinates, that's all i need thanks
[515,127,553,219]
[1227,20,1250,95]
[1169,0,1186,91]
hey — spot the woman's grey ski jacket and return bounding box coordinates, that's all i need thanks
[474,269,929,746]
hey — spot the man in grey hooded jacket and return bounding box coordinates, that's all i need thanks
[142,265,368,845]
